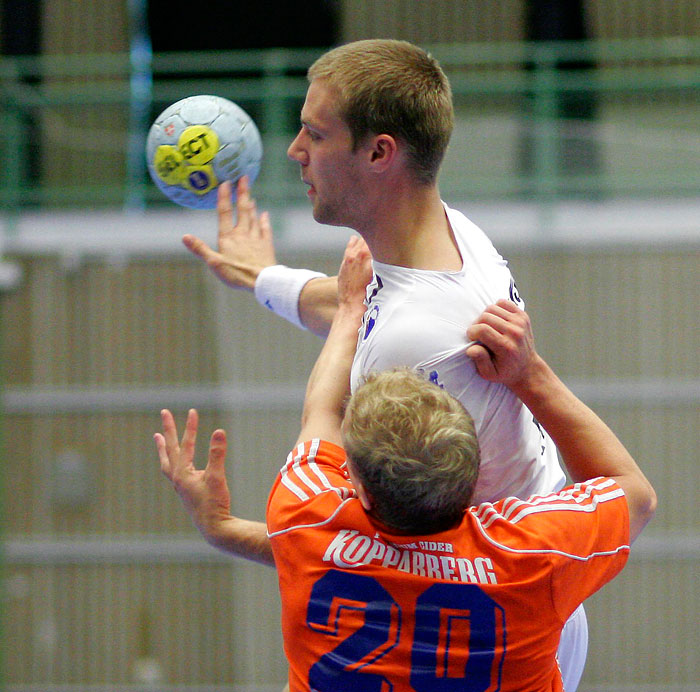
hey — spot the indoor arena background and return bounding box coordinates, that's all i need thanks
[0,1,698,690]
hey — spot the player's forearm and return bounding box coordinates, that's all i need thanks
[299,275,339,337]
[252,269,337,335]
[203,516,275,567]
[303,302,363,406]
[512,357,656,540]
[511,357,633,481]
[299,302,364,442]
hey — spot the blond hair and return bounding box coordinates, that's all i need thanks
[342,368,479,533]
[308,39,454,185]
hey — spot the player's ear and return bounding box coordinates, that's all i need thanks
[354,478,373,511]
[367,134,398,171]
[345,454,373,511]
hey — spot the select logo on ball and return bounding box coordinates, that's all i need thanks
[154,145,187,186]
[153,129,218,193]
[178,125,218,165]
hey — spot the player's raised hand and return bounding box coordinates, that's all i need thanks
[296,237,371,447]
[154,409,233,546]
[466,300,541,387]
[182,176,277,290]
[337,235,373,313]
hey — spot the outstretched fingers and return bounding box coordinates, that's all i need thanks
[181,181,239,261]
[232,176,260,237]
[184,174,278,291]
[180,408,199,462]
[184,178,254,259]
[182,233,214,262]
[205,428,228,487]
[155,408,199,479]
[154,431,171,478]
[155,408,178,479]
[215,176,258,238]
[258,209,272,242]
[217,179,235,233]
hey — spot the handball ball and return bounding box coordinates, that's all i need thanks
[146,95,262,209]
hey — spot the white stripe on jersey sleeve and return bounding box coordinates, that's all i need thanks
[477,478,622,529]
[278,439,353,503]
[508,481,623,525]
[291,439,324,493]
[305,439,338,492]
[471,478,630,562]
[280,444,310,501]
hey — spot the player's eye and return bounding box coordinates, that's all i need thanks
[303,124,321,141]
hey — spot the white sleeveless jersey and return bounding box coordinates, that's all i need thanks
[350,204,566,503]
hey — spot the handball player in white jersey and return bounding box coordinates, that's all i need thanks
[180,39,588,689]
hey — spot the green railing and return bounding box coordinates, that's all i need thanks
[0,37,698,210]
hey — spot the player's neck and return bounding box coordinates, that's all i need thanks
[362,185,462,271]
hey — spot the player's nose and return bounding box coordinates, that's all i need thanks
[287,130,308,165]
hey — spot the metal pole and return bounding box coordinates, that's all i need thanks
[124,0,153,210]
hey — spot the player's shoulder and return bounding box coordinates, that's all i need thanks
[278,439,349,493]
[267,439,354,531]
[469,478,628,552]
[444,204,501,252]
[480,477,626,521]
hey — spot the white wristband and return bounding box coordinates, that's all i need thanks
[254,265,328,330]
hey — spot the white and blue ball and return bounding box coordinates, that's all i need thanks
[146,95,262,209]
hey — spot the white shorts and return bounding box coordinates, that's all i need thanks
[557,603,588,691]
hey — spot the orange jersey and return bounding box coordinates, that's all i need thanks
[266,439,630,692]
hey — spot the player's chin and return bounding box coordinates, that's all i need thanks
[311,202,347,228]
[310,199,327,224]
